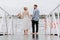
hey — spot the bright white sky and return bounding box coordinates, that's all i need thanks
[0,0,60,15]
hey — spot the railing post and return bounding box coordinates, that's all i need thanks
[11,16,14,35]
[4,13,8,35]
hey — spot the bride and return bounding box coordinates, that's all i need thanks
[17,7,30,35]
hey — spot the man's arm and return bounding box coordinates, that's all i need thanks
[37,10,40,18]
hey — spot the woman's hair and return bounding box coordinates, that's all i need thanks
[24,7,28,11]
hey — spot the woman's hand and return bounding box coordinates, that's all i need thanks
[17,13,21,19]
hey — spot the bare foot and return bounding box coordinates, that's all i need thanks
[32,33,35,34]
[24,33,28,35]
[35,32,38,34]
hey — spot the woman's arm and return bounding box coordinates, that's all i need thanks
[21,12,24,19]
[27,12,32,21]
[27,12,31,18]
[17,13,21,19]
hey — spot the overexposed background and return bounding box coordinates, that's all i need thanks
[0,0,60,15]
[0,0,60,34]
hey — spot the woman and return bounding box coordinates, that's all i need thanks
[17,7,30,35]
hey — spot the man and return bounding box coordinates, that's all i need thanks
[32,4,40,34]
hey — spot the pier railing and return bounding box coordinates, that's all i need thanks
[46,4,60,36]
[0,4,60,35]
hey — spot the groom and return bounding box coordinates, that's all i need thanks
[32,4,40,34]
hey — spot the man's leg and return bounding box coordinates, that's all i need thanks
[36,21,39,33]
[32,20,35,34]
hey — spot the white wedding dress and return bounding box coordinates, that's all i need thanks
[23,14,29,30]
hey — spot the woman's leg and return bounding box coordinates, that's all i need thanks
[24,29,28,35]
